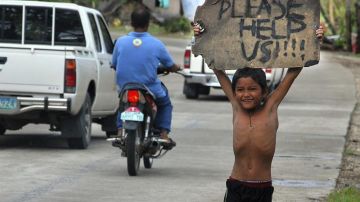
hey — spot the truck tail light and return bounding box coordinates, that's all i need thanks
[127,90,140,104]
[265,68,272,73]
[184,49,191,69]
[65,59,76,93]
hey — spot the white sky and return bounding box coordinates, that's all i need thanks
[182,0,205,21]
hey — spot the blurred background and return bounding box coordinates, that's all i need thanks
[36,0,360,54]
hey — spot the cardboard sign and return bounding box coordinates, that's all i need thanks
[192,0,320,69]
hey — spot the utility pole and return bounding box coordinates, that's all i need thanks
[345,0,352,51]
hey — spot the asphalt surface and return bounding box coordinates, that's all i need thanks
[0,38,356,201]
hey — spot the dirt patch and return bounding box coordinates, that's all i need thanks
[328,51,360,190]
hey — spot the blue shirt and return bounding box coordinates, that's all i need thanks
[112,32,174,98]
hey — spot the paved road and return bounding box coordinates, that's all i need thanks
[0,37,355,202]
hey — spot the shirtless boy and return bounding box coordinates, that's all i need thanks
[193,24,324,201]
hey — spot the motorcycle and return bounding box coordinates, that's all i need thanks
[107,67,180,176]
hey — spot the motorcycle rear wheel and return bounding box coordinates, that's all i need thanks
[126,128,141,176]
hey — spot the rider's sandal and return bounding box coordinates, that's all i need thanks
[162,138,176,150]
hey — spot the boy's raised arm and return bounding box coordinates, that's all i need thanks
[213,69,236,104]
[266,26,324,109]
[266,67,302,108]
[192,24,236,105]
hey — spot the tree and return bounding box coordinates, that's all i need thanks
[320,0,357,51]
[345,0,352,51]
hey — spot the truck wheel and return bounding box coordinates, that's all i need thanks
[65,94,92,149]
[0,125,5,135]
[268,83,276,93]
[183,81,199,99]
[106,131,117,138]
[198,85,210,95]
[101,113,118,138]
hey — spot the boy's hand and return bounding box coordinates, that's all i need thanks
[316,25,324,41]
[191,21,205,36]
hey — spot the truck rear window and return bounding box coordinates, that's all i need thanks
[0,6,22,44]
[55,9,85,46]
[25,6,53,45]
[0,5,85,46]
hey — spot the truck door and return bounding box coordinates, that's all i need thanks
[87,13,117,113]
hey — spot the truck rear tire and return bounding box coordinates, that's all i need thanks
[0,125,5,135]
[101,113,118,138]
[63,94,92,149]
[268,83,276,92]
[183,81,199,99]
[198,85,210,95]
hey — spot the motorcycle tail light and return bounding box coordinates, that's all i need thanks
[127,90,140,103]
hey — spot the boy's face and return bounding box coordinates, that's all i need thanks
[234,77,265,110]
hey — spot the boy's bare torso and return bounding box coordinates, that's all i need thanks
[231,105,278,181]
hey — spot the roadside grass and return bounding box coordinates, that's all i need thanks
[344,148,359,156]
[327,187,360,202]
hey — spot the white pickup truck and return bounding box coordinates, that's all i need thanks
[182,39,286,99]
[0,1,118,149]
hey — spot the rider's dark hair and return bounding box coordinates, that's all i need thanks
[131,7,150,29]
[231,67,268,93]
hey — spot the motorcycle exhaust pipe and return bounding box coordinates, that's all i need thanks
[143,139,160,149]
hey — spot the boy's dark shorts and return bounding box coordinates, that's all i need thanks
[224,178,274,202]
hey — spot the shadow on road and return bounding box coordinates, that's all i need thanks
[181,95,229,102]
[0,134,107,149]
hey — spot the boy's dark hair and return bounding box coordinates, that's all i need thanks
[131,8,150,29]
[231,67,268,93]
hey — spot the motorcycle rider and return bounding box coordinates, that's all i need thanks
[112,7,180,149]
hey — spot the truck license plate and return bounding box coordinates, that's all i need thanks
[0,97,17,110]
[121,111,144,122]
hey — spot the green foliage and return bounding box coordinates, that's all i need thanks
[335,36,347,48]
[320,0,359,50]
[36,0,73,2]
[320,0,357,35]
[148,23,167,36]
[110,22,166,35]
[345,148,360,156]
[163,17,191,33]
[328,187,360,202]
